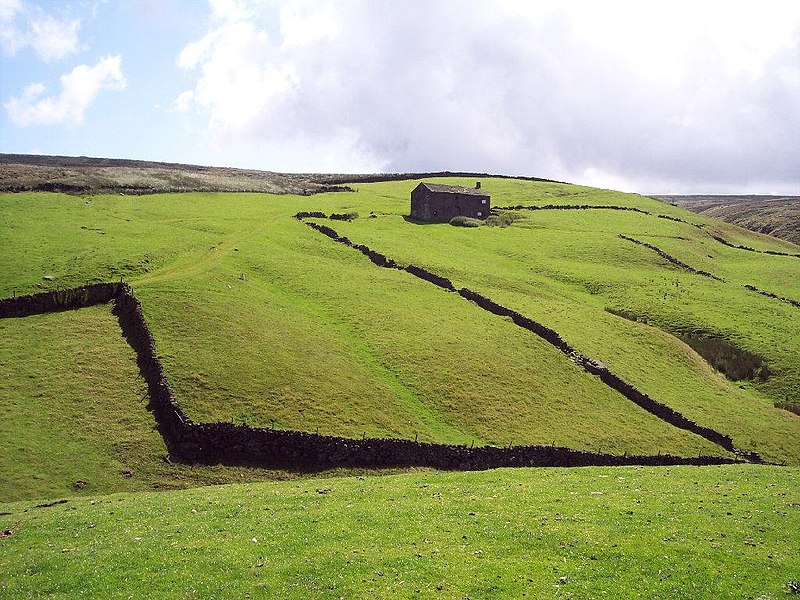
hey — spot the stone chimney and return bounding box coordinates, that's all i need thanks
[475,181,481,189]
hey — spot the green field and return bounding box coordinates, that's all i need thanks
[0,304,314,502]
[1,465,798,599]
[2,177,799,597]
[1,179,799,495]
[323,180,800,463]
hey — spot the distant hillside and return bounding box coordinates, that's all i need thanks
[0,153,351,195]
[0,153,559,196]
[653,195,800,246]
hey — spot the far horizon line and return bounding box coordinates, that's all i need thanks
[1,152,797,198]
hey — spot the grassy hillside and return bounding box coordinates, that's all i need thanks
[1,465,798,599]
[1,177,799,503]
[0,153,349,195]
[0,305,305,502]
[322,179,800,463]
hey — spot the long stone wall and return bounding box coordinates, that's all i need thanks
[710,233,800,259]
[619,235,724,281]
[0,283,122,318]
[743,284,800,310]
[297,216,761,462]
[495,204,651,215]
[111,284,190,446]
[456,288,741,455]
[173,422,735,470]
[0,278,748,469]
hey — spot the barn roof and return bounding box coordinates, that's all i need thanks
[416,182,489,196]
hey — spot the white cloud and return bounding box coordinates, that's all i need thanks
[175,12,299,139]
[209,0,253,23]
[29,12,80,61]
[0,0,21,21]
[172,89,194,113]
[5,55,127,126]
[174,0,800,191]
[0,1,80,61]
[279,0,340,49]
[0,0,24,53]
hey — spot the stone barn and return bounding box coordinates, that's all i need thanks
[410,182,490,223]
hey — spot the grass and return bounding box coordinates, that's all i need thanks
[449,216,482,227]
[0,191,726,458]
[1,464,798,599]
[324,178,800,463]
[0,305,311,502]
[1,176,798,596]
[1,177,799,504]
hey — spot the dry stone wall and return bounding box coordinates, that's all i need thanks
[490,204,800,263]
[456,289,743,456]
[710,233,800,258]
[619,235,724,281]
[495,204,651,215]
[298,216,761,462]
[0,283,121,318]
[743,285,800,310]
[111,284,190,446]
[173,422,735,470]
[0,271,749,469]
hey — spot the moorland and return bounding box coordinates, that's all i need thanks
[655,194,800,246]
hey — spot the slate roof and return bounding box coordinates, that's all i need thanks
[417,182,489,196]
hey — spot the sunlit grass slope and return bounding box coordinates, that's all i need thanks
[0,305,309,501]
[324,179,800,463]
[1,465,798,599]
[0,191,720,461]
[1,178,798,472]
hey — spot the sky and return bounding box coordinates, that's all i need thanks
[0,0,798,194]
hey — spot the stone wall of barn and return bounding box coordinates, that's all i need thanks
[411,189,490,223]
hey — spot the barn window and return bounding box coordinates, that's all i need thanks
[477,211,482,217]
[481,199,487,204]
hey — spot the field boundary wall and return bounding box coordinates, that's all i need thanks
[298,215,766,463]
[0,283,744,470]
